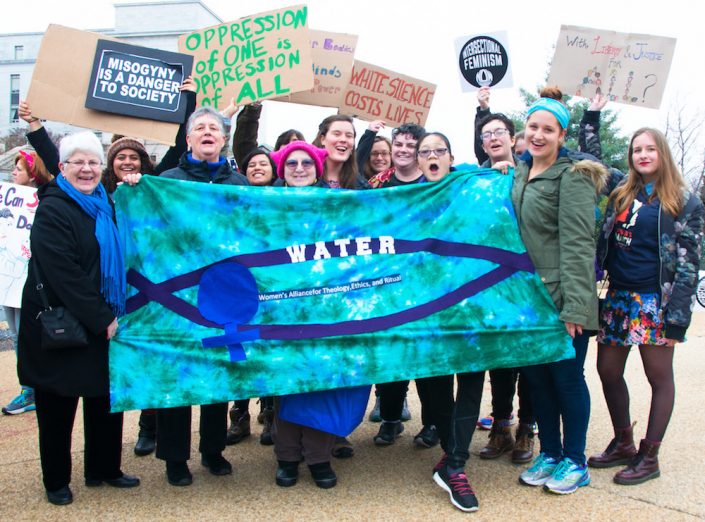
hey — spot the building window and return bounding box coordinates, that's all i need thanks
[10,74,20,123]
[14,45,24,60]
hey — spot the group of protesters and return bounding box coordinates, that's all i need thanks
[3,76,702,513]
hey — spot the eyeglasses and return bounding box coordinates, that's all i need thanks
[371,151,390,158]
[64,160,102,170]
[285,158,315,169]
[480,128,510,141]
[417,148,448,158]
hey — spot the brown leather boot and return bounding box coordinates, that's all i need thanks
[614,439,661,485]
[479,422,514,459]
[259,407,274,446]
[511,423,535,464]
[226,407,251,445]
[588,424,637,468]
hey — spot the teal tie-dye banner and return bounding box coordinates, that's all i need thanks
[109,169,572,412]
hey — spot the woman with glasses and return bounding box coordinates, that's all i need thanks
[411,132,483,512]
[268,141,341,489]
[512,87,607,495]
[473,114,538,465]
[17,132,141,505]
[356,120,392,180]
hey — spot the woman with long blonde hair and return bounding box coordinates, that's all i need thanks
[589,128,704,485]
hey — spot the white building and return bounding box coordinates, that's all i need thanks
[0,0,222,158]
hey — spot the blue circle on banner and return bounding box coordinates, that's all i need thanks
[198,263,259,325]
[459,36,508,88]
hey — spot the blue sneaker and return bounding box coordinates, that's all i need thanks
[519,453,559,486]
[2,389,36,415]
[544,458,591,494]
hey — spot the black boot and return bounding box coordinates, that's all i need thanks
[308,462,337,489]
[134,410,156,456]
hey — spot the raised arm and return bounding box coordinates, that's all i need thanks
[19,100,60,176]
[232,102,262,169]
[578,94,607,160]
[155,77,197,174]
[474,87,491,164]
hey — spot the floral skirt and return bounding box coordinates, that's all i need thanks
[597,289,668,347]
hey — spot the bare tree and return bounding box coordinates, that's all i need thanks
[664,99,705,194]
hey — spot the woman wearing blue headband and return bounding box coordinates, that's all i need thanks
[511,86,607,495]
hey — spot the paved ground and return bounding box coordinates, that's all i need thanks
[1,313,704,521]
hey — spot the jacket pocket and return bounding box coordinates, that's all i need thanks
[536,267,563,312]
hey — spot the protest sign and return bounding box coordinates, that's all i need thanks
[110,170,572,411]
[276,29,357,108]
[178,5,314,109]
[339,61,436,127]
[547,25,676,109]
[85,40,193,123]
[26,25,180,145]
[0,183,37,308]
[455,31,513,92]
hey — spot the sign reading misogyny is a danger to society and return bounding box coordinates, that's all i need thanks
[455,31,512,92]
[85,40,193,123]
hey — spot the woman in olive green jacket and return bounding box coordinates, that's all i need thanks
[511,88,606,496]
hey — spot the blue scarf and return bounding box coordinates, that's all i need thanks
[56,175,126,317]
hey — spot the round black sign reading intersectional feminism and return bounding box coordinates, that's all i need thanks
[458,36,509,88]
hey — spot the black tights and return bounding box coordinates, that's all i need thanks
[596,343,675,442]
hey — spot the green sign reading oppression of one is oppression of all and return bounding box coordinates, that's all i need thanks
[109,169,573,412]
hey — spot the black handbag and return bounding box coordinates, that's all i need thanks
[34,259,89,350]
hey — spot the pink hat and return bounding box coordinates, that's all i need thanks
[270,141,328,179]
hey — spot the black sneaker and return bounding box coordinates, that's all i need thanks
[414,424,440,448]
[373,421,404,445]
[201,453,232,476]
[433,466,479,512]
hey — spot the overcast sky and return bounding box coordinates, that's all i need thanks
[4,0,703,165]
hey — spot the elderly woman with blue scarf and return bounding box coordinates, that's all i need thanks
[17,131,139,506]
[511,88,606,495]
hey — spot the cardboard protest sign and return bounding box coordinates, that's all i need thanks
[85,40,193,123]
[0,183,37,308]
[339,61,435,127]
[26,25,180,145]
[276,30,357,108]
[178,5,314,109]
[455,31,513,92]
[547,25,676,109]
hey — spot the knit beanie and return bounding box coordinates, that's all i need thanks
[270,141,328,179]
[107,137,150,171]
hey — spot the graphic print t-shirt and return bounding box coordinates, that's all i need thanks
[607,190,660,292]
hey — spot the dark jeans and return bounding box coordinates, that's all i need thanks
[377,380,409,422]
[378,377,446,425]
[434,371,484,469]
[489,368,534,424]
[522,333,591,465]
[156,403,228,462]
[34,389,123,491]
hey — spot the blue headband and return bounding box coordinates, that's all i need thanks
[527,98,570,129]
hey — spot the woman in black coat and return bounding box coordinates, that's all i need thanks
[18,131,139,506]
